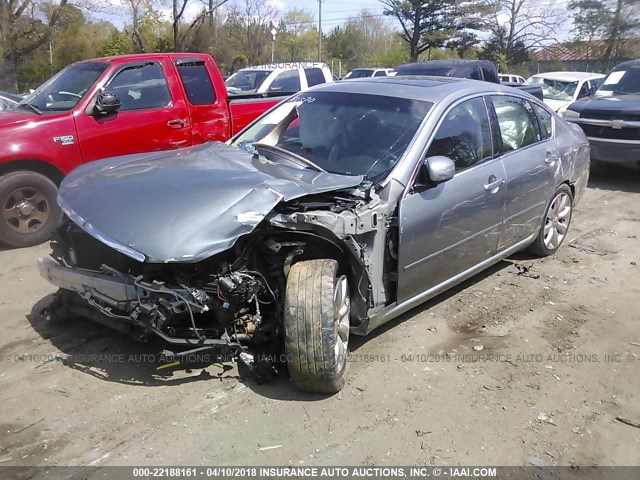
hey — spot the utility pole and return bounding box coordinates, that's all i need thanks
[271,21,278,64]
[318,0,322,62]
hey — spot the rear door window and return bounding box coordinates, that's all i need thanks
[106,62,171,111]
[176,59,216,105]
[373,70,387,77]
[491,96,542,152]
[304,68,326,87]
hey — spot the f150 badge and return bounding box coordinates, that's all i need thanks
[53,135,74,146]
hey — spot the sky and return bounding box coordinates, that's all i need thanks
[103,0,388,31]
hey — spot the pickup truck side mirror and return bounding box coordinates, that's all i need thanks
[419,156,456,184]
[94,92,121,115]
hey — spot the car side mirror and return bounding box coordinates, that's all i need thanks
[94,92,121,115]
[419,156,456,184]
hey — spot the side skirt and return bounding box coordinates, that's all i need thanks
[352,233,536,336]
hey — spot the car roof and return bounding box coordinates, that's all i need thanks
[531,71,605,81]
[612,59,640,70]
[306,76,528,102]
[239,62,328,72]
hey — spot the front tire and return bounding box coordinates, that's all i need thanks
[0,171,62,247]
[284,259,350,393]
[0,171,62,248]
[529,184,573,257]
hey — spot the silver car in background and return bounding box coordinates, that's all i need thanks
[38,77,590,394]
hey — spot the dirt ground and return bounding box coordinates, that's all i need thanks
[0,167,639,469]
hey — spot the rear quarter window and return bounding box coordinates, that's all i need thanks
[532,103,553,139]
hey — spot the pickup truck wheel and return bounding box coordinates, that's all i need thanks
[0,171,62,248]
[529,184,573,257]
[284,259,350,394]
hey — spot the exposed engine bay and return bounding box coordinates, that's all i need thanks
[41,187,395,369]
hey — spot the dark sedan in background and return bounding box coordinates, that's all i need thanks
[37,77,590,393]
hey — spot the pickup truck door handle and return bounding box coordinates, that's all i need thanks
[484,176,505,193]
[545,152,559,165]
[167,119,187,130]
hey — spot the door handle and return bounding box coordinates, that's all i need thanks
[545,152,559,165]
[484,176,505,193]
[167,119,187,129]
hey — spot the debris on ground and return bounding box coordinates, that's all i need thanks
[615,417,640,429]
[427,325,438,334]
[515,264,541,279]
[568,228,618,256]
[13,417,44,434]
[526,456,545,466]
[259,445,282,451]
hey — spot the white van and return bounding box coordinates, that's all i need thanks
[225,62,333,96]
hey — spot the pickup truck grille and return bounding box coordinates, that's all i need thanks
[579,124,640,141]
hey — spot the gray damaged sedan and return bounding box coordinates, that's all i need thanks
[38,77,590,393]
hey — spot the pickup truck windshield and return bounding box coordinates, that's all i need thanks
[225,70,271,94]
[232,92,432,181]
[596,67,640,96]
[524,77,578,101]
[19,62,108,112]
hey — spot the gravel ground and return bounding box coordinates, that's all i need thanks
[0,167,639,468]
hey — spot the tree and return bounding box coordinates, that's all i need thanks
[380,0,470,62]
[475,0,563,66]
[278,8,317,62]
[170,0,229,51]
[601,0,640,67]
[0,0,69,91]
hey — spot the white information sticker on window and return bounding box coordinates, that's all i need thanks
[603,71,625,85]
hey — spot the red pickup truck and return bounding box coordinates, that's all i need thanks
[0,53,284,247]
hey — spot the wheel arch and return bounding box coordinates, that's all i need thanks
[0,160,66,186]
[277,230,369,327]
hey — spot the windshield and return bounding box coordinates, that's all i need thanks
[524,76,578,101]
[344,69,374,79]
[18,62,108,112]
[231,91,432,182]
[225,70,271,94]
[596,67,640,96]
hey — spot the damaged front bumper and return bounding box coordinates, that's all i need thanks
[37,257,244,350]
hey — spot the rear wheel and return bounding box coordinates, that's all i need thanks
[284,259,350,393]
[0,171,62,248]
[529,184,573,257]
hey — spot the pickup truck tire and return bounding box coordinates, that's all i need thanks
[284,259,350,394]
[0,171,62,248]
[529,184,573,257]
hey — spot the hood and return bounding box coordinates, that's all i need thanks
[567,94,640,117]
[59,142,363,263]
[543,99,571,112]
[0,110,40,128]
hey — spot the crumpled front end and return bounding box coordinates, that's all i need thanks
[39,221,283,358]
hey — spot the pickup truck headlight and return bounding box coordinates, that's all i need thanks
[560,109,579,118]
